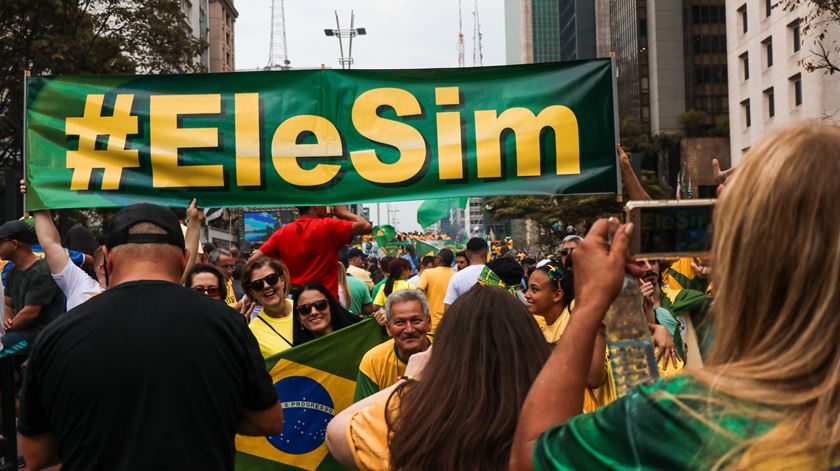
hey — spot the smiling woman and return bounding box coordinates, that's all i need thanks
[291,282,361,345]
[242,256,295,358]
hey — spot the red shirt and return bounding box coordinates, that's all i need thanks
[258,216,353,298]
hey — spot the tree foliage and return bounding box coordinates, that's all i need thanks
[0,0,207,168]
[781,0,840,75]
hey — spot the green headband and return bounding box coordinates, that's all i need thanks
[478,265,519,295]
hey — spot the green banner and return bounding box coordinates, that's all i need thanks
[24,60,618,210]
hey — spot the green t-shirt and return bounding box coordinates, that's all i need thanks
[347,275,373,316]
[533,376,776,470]
[371,278,386,298]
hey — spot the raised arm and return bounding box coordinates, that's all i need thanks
[32,210,69,276]
[510,219,630,471]
[333,205,373,237]
[180,199,204,283]
[617,145,652,201]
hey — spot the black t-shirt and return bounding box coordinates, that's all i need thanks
[5,258,65,341]
[19,280,278,470]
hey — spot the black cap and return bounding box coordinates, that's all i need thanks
[0,219,37,245]
[105,203,185,250]
[347,247,367,259]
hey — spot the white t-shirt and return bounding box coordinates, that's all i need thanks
[407,274,421,287]
[443,264,485,306]
[52,261,103,311]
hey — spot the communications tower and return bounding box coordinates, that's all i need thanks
[267,0,290,69]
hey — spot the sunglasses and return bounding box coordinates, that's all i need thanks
[248,273,281,291]
[295,299,329,316]
[191,286,221,297]
[559,248,575,256]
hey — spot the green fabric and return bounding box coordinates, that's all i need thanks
[666,269,708,293]
[533,376,776,470]
[416,197,468,228]
[662,289,713,358]
[263,318,388,380]
[373,225,396,247]
[413,240,439,258]
[346,275,372,316]
[371,278,386,297]
[236,318,388,469]
[25,60,619,211]
[352,372,380,403]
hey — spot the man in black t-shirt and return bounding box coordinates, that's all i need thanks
[19,204,283,470]
[0,219,65,358]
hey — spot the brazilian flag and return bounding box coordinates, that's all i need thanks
[235,319,389,470]
[373,225,396,247]
[416,197,468,229]
[413,240,439,258]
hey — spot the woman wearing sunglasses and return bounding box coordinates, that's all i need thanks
[291,282,360,345]
[184,264,227,302]
[242,256,294,358]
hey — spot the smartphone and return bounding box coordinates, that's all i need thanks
[625,199,715,260]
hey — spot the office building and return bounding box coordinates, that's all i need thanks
[505,0,610,64]
[726,0,840,164]
[209,0,237,72]
[181,0,210,69]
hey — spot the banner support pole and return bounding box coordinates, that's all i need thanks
[610,53,623,203]
[21,69,30,214]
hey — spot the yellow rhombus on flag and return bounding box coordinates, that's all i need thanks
[235,319,389,470]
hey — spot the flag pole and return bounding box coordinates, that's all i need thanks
[21,69,30,214]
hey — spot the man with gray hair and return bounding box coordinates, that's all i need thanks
[208,247,236,304]
[353,289,431,401]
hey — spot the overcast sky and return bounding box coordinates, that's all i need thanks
[234,0,507,231]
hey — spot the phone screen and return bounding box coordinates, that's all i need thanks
[635,204,713,257]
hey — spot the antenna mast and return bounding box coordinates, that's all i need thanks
[267,0,290,69]
[472,0,483,66]
[457,0,465,67]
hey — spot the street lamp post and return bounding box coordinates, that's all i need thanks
[323,10,366,69]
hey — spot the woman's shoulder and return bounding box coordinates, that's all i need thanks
[535,376,776,470]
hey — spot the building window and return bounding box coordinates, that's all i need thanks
[741,99,751,127]
[790,20,801,53]
[765,0,773,17]
[764,87,775,118]
[790,74,803,106]
[738,5,748,33]
[763,37,773,68]
[740,52,750,80]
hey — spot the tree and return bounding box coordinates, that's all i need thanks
[0,0,207,168]
[677,109,709,138]
[780,0,840,75]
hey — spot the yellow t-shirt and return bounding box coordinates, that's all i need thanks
[533,304,616,413]
[354,338,407,401]
[347,392,399,471]
[416,266,455,332]
[372,280,415,307]
[347,264,374,291]
[248,299,294,358]
[533,306,571,344]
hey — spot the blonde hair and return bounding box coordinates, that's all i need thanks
[690,123,840,469]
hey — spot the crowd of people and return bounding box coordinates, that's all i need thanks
[0,123,837,469]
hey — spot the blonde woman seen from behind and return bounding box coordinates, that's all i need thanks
[511,124,840,470]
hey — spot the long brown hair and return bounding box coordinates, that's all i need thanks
[384,257,411,296]
[691,124,840,468]
[387,284,550,470]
